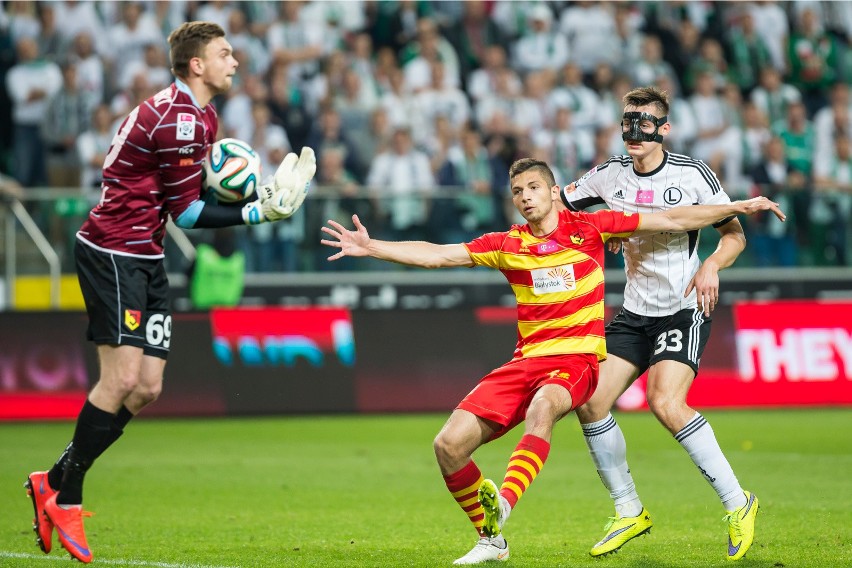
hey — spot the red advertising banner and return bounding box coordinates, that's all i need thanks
[615,301,852,410]
[2,302,849,420]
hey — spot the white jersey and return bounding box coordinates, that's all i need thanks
[561,151,733,317]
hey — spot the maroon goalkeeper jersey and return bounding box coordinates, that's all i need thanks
[77,81,218,257]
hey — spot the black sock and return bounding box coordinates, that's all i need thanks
[56,400,114,505]
[47,442,73,490]
[48,406,135,489]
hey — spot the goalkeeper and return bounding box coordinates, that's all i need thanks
[24,21,315,564]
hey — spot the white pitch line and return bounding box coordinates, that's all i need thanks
[0,551,240,568]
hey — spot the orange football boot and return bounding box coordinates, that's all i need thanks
[43,493,93,563]
[25,471,55,553]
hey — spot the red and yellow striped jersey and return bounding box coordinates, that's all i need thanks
[465,208,640,361]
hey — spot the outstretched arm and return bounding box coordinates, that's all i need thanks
[634,196,785,236]
[321,214,475,269]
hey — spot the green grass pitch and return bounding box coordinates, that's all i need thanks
[1,409,850,567]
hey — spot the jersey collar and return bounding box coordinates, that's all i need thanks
[633,150,669,178]
[174,78,203,109]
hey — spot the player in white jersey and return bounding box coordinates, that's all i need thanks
[561,86,759,561]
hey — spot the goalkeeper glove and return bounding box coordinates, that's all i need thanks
[244,147,317,225]
[240,191,295,225]
[256,146,317,217]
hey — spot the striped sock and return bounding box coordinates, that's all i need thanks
[443,460,486,536]
[500,434,551,509]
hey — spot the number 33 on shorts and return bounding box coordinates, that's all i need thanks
[654,329,683,354]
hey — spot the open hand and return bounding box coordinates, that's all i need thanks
[321,214,371,261]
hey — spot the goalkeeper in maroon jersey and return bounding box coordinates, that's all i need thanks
[321,158,784,565]
[24,21,316,564]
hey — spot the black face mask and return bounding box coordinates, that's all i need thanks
[622,112,668,143]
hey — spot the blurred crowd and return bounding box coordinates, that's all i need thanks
[1,0,851,272]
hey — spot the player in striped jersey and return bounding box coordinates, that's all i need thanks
[322,158,783,565]
[25,22,316,563]
[562,86,760,560]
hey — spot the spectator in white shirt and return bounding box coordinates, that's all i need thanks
[227,8,271,77]
[266,1,326,84]
[654,73,698,155]
[366,126,436,241]
[467,44,520,104]
[549,62,601,134]
[750,66,802,128]
[69,32,104,113]
[475,66,526,138]
[511,4,569,77]
[748,0,790,72]
[413,61,471,147]
[631,34,680,95]
[402,17,461,93]
[5,37,62,187]
[76,104,113,193]
[559,1,617,74]
[118,42,171,92]
[103,2,164,77]
[54,0,105,55]
[813,82,852,162]
[194,0,234,33]
[690,71,742,186]
[222,74,269,143]
[380,67,421,131]
[5,0,40,44]
[531,106,594,185]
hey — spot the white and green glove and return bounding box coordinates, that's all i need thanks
[242,146,317,225]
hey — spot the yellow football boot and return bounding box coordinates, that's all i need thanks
[590,508,653,557]
[725,490,759,561]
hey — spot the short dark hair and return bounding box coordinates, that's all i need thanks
[509,158,556,188]
[623,86,670,116]
[167,21,225,79]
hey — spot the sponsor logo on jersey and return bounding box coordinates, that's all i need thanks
[664,186,683,205]
[179,158,193,166]
[124,309,142,331]
[531,265,576,294]
[537,241,559,253]
[176,113,196,141]
[636,189,654,204]
[178,146,194,155]
[613,189,625,200]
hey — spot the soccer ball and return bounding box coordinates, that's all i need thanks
[202,138,261,203]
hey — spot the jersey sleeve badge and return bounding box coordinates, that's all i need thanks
[176,113,196,141]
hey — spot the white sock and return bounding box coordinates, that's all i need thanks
[499,495,511,527]
[675,412,747,511]
[582,413,643,517]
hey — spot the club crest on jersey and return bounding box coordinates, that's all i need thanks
[570,229,585,245]
[636,189,654,204]
[124,309,142,331]
[664,186,683,205]
[176,113,196,141]
[531,265,576,295]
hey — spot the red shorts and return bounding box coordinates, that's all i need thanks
[457,353,599,440]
